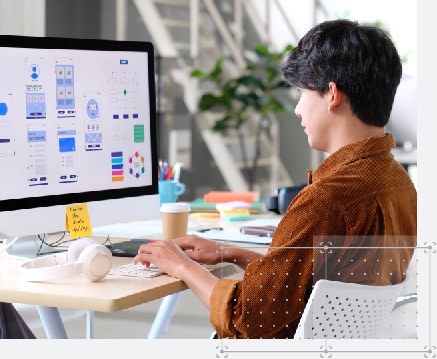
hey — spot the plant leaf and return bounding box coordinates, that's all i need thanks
[253,44,270,57]
[236,75,265,90]
[208,57,224,82]
[199,93,227,111]
[190,69,204,78]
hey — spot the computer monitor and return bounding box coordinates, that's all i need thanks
[0,35,160,251]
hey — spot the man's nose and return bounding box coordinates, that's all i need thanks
[294,104,302,118]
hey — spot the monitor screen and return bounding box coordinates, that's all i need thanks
[0,35,159,240]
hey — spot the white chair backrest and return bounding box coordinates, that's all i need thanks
[294,271,410,339]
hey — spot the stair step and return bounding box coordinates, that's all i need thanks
[174,42,191,50]
[143,0,295,192]
[153,0,190,7]
[234,157,272,169]
[222,135,257,144]
[199,38,217,50]
[162,19,191,28]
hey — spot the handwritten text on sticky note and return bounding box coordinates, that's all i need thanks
[66,204,92,239]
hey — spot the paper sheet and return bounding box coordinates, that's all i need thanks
[239,218,282,227]
[189,226,273,245]
[92,220,207,239]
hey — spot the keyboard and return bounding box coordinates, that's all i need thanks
[108,262,164,278]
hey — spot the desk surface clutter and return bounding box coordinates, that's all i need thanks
[190,191,267,222]
[189,217,281,245]
[189,190,267,223]
[0,212,278,340]
[203,191,260,203]
[189,198,265,214]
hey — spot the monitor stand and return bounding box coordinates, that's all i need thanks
[4,235,67,261]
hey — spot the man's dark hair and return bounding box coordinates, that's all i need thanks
[281,19,402,127]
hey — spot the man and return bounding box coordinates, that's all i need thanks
[134,19,417,339]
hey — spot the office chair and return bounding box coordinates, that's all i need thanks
[210,272,411,339]
[293,271,411,339]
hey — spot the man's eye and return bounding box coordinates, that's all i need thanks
[291,88,301,100]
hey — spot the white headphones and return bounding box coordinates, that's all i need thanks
[20,238,113,282]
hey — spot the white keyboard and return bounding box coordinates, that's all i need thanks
[108,262,164,278]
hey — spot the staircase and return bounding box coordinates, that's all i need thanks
[132,0,295,196]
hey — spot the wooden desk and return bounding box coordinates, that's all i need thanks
[0,250,237,339]
[0,252,236,313]
[0,213,276,338]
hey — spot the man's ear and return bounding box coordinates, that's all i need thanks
[327,82,343,111]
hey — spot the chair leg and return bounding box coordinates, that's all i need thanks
[394,293,417,309]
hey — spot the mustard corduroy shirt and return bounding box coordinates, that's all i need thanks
[210,133,417,339]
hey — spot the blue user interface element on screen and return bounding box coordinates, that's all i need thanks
[0,102,7,115]
[25,61,47,119]
[56,63,76,118]
[59,137,76,152]
[0,36,158,240]
[86,98,99,119]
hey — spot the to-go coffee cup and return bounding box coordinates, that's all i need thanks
[160,202,191,240]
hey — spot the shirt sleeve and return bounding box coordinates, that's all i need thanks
[209,185,346,339]
[210,279,241,338]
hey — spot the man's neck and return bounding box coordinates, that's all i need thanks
[329,119,385,154]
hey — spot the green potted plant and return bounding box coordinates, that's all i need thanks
[191,43,294,190]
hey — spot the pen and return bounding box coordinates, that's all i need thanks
[164,166,173,180]
[196,227,224,233]
[160,161,167,180]
[173,162,183,182]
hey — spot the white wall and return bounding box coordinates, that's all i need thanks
[0,0,45,36]
[252,0,417,76]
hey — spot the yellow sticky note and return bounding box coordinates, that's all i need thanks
[219,208,251,216]
[66,203,93,239]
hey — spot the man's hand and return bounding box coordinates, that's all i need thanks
[173,235,224,265]
[133,239,194,279]
[132,237,220,308]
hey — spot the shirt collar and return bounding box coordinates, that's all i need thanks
[312,133,396,182]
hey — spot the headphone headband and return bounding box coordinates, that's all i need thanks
[19,238,112,282]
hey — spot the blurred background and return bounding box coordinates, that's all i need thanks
[0,0,419,341]
[0,0,417,202]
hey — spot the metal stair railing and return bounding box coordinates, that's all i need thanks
[245,0,331,171]
[132,0,295,194]
[201,0,293,192]
[131,0,248,192]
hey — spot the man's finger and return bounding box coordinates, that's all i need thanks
[173,236,196,250]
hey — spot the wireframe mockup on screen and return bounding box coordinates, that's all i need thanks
[0,35,159,243]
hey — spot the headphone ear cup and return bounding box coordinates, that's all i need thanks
[77,244,112,282]
[67,238,99,262]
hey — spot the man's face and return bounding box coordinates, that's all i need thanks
[294,88,332,153]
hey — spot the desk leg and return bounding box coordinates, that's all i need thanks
[36,306,68,339]
[86,311,94,339]
[147,293,182,339]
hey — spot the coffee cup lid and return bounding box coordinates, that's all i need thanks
[160,202,191,213]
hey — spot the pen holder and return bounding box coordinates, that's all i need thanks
[158,180,186,206]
